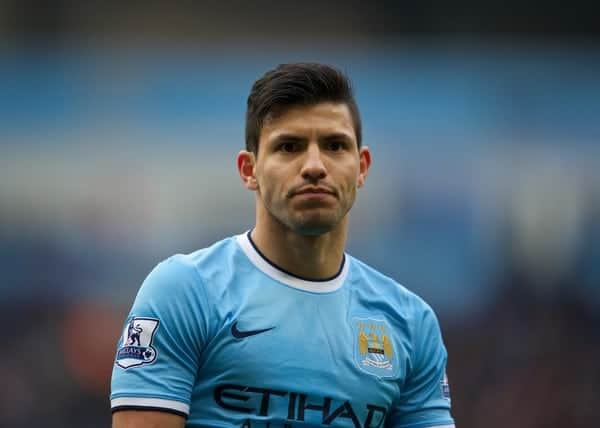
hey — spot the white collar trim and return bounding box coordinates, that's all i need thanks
[235,232,349,293]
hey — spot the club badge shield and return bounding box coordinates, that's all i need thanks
[352,317,398,378]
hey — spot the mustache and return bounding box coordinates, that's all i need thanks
[287,183,338,198]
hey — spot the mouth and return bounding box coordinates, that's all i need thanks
[291,186,337,198]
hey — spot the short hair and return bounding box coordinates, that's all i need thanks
[245,62,362,154]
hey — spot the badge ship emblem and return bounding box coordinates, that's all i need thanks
[115,317,160,369]
[353,318,397,378]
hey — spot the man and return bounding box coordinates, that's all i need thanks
[111,63,455,428]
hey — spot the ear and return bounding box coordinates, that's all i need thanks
[357,146,372,188]
[237,150,258,191]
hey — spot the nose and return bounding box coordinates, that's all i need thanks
[300,143,327,181]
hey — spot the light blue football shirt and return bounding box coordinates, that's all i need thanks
[111,232,455,428]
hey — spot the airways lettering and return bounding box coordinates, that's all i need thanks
[214,384,387,427]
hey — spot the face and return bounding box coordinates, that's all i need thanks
[240,102,371,236]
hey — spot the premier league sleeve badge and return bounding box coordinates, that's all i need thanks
[115,317,160,369]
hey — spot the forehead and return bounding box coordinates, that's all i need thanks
[260,102,356,143]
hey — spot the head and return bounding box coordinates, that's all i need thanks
[238,63,371,236]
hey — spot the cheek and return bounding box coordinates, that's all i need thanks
[338,166,360,190]
[342,173,361,203]
[260,164,292,190]
[257,171,285,202]
[343,183,357,204]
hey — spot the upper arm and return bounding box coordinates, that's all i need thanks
[112,410,185,428]
[110,256,209,417]
[387,304,455,428]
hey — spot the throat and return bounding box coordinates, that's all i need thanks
[248,228,346,281]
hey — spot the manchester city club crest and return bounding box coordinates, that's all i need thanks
[352,317,398,378]
[115,317,159,369]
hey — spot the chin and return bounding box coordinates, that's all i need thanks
[288,215,340,236]
[294,226,335,237]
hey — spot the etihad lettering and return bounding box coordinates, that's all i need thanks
[214,384,387,427]
[214,384,287,415]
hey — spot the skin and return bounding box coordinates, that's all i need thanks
[113,101,371,428]
[112,410,185,428]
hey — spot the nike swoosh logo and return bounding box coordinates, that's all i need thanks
[231,321,275,339]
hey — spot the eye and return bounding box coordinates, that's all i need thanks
[326,140,346,151]
[277,141,300,153]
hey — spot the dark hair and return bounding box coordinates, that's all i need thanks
[245,62,362,154]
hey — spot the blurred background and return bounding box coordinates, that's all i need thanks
[1,1,599,427]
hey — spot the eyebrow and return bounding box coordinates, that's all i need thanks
[321,133,353,142]
[271,134,307,143]
[271,132,354,144]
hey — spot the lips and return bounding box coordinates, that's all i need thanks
[292,186,336,197]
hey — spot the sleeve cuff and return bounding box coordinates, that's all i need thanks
[111,397,190,416]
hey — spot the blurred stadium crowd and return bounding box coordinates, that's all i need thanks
[1,2,599,427]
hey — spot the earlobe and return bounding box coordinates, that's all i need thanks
[248,176,258,190]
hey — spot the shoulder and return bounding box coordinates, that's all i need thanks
[347,255,439,325]
[184,234,239,275]
[348,255,433,309]
[137,235,238,301]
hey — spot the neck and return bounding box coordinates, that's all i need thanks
[251,208,348,280]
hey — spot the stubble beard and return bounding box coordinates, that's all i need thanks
[286,210,340,236]
[270,196,354,237]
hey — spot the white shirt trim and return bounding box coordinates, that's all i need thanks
[236,232,349,293]
[111,397,190,415]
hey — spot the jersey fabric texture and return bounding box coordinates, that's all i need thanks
[111,232,455,428]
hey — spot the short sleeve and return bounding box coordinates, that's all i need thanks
[110,255,209,417]
[387,305,455,428]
